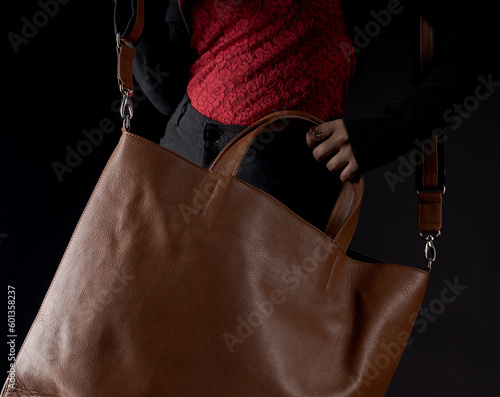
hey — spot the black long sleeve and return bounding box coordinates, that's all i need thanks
[342,1,500,173]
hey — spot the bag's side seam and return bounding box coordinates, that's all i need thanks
[325,255,341,290]
[201,178,222,216]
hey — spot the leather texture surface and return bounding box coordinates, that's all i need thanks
[117,43,135,92]
[418,191,442,233]
[1,112,429,397]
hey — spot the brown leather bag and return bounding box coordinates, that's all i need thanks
[0,113,430,397]
[1,3,441,397]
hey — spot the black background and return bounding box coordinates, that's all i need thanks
[1,1,499,396]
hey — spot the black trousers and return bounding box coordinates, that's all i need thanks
[159,92,342,231]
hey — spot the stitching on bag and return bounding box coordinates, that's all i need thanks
[201,178,221,216]
[123,131,209,172]
[0,383,18,397]
[346,256,428,274]
[380,270,430,396]
[325,255,341,290]
[4,380,59,397]
[333,185,359,248]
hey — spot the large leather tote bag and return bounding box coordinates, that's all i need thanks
[1,111,429,397]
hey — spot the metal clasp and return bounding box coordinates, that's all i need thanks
[416,185,446,196]
[116,33,134,131]
[119,84,134,131]
[116,32,122,49]
[419,230,441,271]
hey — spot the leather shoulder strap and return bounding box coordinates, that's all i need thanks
[416,12,445,270]
[116,0,145,93]
[114,0,145,44]
[416,13,445,235]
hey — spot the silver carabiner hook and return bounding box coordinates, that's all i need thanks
[119,87,134,131]
[419,231,441,271]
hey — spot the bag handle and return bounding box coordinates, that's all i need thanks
[209,112,363,251]
[209,111,323,176]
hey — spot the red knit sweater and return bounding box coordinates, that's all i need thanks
[185,0,356,125]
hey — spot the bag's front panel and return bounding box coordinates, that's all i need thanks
[3,134,428,397]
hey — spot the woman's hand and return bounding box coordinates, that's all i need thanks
[305,119,359,182]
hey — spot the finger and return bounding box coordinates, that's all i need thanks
[305,125,331,148]
[340,161,359,183]
[312,134,344,162]
[325,150,350,172]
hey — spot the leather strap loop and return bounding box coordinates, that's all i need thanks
[117,44,136,92]
[418,192,442,233]
[116,0,145,92]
